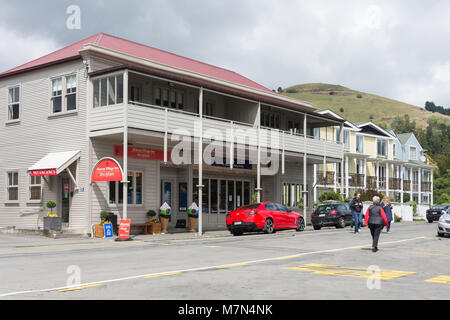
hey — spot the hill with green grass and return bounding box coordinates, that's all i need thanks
[281,83,450,128]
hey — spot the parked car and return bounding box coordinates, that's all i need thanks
[226,202,305,236]
[311,202,353,230]
[426,205,450,223]
[437,208,450,237]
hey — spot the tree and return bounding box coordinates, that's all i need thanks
[340,107,344,113]
[277,87,283,93]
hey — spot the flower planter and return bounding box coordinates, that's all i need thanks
[149,222,161,235]
[160,216,169,233]
[43,217,62,231]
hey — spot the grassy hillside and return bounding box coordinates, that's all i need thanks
[281,83,450,128]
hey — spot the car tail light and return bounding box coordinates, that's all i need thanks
[331,210,338,215]
[245,210,258,215]
[426,210,429,215]
[226,213,232,218]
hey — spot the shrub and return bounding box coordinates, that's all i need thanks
[339,107,344,113]
[329,91,335,95]
[100,210,110,223]
[403,193,411,203]
[319,190,342,203]
[394,214,402,223]
[147,210,157,217]
[46,200,57,215]
[409,201,417,216]
[359,189,384,202]
[357,94,363,99]
[286,89,298,94]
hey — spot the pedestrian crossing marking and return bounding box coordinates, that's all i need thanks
[425,276,450,284]
[287,263,415,280]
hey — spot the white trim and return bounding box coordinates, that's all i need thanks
[5,169,19,203]
[356,121,396,139]
[7,84,21,122]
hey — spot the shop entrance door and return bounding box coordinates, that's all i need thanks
[60,177,71,225]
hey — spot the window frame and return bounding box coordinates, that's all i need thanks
[377,138,388,157]
[356,135,364,153]
[343,130,350,150]
[108,170,144,207]
[28,174,42,203]
[92,72,125,108]
[6,170,19,203]
[410,146,417,160]
[7,85,21,122]
[50,73,78,115]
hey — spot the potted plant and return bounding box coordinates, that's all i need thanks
[94,210,109,238]
[147,210,161,235]
[43,200,62,231]
[159,204,171,234]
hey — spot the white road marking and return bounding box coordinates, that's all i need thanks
[0,236,426,298]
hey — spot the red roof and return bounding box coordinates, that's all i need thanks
[1,33,272,93]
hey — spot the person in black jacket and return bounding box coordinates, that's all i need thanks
[364,196,389,252]
[349,193,363,234]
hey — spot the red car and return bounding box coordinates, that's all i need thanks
[226,202,305,236]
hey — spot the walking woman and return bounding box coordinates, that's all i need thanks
[381,196,393,233]
[364,196,389,252]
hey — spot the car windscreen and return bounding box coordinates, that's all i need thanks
[336,204,349,211]
[433,205,449,210]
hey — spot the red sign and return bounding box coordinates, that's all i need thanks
[91,158,123,182]
[30,169,57,176]
[118,219,131,239]
[114,145,171,162]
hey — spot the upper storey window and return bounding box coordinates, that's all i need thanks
[51,74,77,114]
[93,74,123,108]
[8,86,20,121]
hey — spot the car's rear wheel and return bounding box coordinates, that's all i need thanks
[296,218,305,232]
[263,218,274,234]
[428,220,433,223]
[313,225,322,230]
[336,217,346,229]
[231,230,243,236]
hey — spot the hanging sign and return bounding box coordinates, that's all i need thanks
[114,145,171,162]
[91,157,124,183]
[30,169,58,176]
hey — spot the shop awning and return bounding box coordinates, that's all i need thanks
[28,151,81,186]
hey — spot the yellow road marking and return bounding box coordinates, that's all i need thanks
[144,272,181,279]
[409,251,449,257]
[287,263,415,280]
[58,284,102,292]
[216,263,248,269]
[206,246,219,248]
[425,276,450,284]
[159,243,174,246]
[276,255,299,260]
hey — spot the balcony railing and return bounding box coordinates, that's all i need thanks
[89,102,344,159]
[403,180,411,191]
[317,171,335,185]
[390,178,401,190]
[349,173,364,187]
[367,176,377,189]
[421,182,432,192]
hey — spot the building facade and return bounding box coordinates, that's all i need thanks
[0,33,344,233]
[313,110,434,205]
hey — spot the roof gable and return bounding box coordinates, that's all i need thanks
[356,121,394,138]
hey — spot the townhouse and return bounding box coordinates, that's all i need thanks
[313,110,434,205]
[0,33,344,233]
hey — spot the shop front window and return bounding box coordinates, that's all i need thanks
[109,171,143,205]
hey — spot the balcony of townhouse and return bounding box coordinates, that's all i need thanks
[403,180,411,191]
[390,177,402,190]
[367,176,377,189]
[421,181,432,192]
[88,70,344,160]
[316,171,335,186]
[349,173,364,187]
[412,181,419,192]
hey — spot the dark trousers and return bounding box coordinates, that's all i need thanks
[369,224,384,248]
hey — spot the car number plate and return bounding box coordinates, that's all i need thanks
[319,214,325,217]
[234,221,242,225]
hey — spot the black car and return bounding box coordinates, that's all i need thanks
[427,205,450,223]
[311,202,353,230]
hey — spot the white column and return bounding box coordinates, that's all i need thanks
[198,87,204,236]
[376,162,379,191]
[303,113,307,218]
[400,164,404,203]
[313,164,317,202]
[431,169,434,206]
[363,158,367,190]
[256,102,261,203]
[418,168,422,204]
[333,163,337,191]
[409,167,413,201]
[122,70,129,221]
[386,162,389,197]
[345,156,349,198]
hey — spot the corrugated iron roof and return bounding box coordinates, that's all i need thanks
[0,32,272,93]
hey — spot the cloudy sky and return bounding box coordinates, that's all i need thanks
[1,0,450,108]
